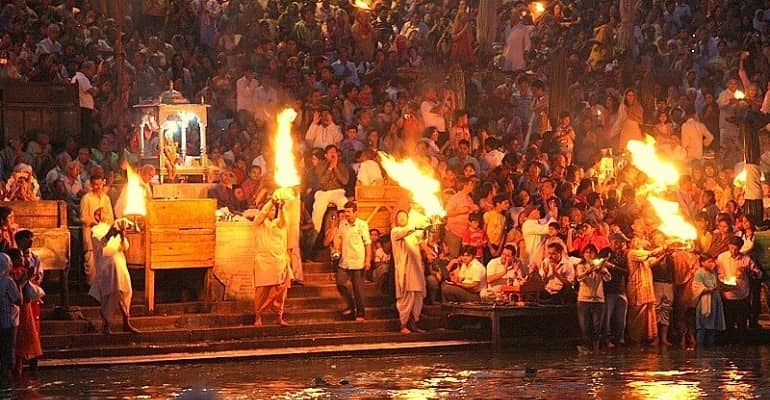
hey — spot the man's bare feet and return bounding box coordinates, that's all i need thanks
[253,316,263,327]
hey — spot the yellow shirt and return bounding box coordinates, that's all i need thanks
[483,210,505,246]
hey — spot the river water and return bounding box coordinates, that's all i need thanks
[4,346,770,399]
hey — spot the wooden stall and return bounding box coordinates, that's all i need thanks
[0,81,79,144]
[355,184,410,234]
[143,199,217,311]
[212,221,258,303]
[6,201,70,306]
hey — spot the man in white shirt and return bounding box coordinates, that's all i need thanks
[305,109,342,149]
[44,152,72,193]
[486,244,523,290]
[680,107,714,161]
[334,201,372,321]
[537,242,576,304]
[71,61,99,147]
[717,79,741,151]
[420,87,447,134]
[716,236,762,343]
[236,70,259,115]
[521,204,557,270]
[442,245,487,302]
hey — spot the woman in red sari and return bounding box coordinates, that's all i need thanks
[450,4,475,67]
[8,249,42,378]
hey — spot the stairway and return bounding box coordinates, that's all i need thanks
[38,261,482,366]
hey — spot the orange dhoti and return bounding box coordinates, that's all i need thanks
[254,274,291,318]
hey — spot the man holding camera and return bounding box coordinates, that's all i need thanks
[334,201,371,321]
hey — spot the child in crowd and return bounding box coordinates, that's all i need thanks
[462,212,489,262]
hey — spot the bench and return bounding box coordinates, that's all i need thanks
[442,302,575,348]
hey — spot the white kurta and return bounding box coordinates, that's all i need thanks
[88,223,132,306]
[391,226,426,299]
[252,218,291,288]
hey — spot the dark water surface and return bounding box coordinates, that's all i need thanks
[4,346,770,399]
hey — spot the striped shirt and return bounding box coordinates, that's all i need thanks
[0,275,20,328]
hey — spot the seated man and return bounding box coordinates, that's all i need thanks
[486,244,525,291]
[356,149,384,186]
[441,245,487,302]
[208,169,237,210]
[536,242,576,304]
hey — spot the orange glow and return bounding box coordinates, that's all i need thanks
[734,168,747,187]
[530,2,546,21]
[274,108,300,190]
[354,0,373,10]
[121,164,147,217]
[734,90,746,100]
[377,152,446,219]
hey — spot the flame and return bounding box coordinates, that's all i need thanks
[734,90,746,100]
[121,164,147,217]
[273,108,300,189]
[530,2,546,20]
[647,197,697,241]
[734,168,747,187]
[354,0,372,10]
[626,135,697,242]
[722,276,737,286]
[377,152,446,219]
[626,136,680,191]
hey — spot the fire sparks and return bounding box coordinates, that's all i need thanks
[120,164,147,217]
[626,135,697,243]
[273,108,300,193]
[377,152,446,219]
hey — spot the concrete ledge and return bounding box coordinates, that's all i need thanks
[39,339,487,367]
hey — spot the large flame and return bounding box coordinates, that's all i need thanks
[647,197,697,241]
[626,136,680,191]
[274,108,300,189]
[377,152,446,219]
[120,164,147,217]
[626,135,697,243]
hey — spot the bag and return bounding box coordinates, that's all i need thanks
[23,282,45,302]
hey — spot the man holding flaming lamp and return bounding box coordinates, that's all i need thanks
[715,236,762,343]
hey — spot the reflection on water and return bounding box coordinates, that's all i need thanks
[5,346,770,399]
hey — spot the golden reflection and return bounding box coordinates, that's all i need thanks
[389,388,442,399]
[720,369,753,398]
[627,380,703,400]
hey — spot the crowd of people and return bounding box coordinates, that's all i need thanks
[0,0,767,372]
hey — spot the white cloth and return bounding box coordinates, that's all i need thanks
[236,76,259,114]
[71,71,94,110]
[311,188,348,232]
[337,218,371,270]
[305,122,343,149]
[457,259,488,291]
[521,217,554,268]
[391,225,426,299]
[486,257,521,290]
[252,217,291,287]
[717,88,740,143]
[538,258,576,295]
[356,160,383,185]
[680,117,714,161]
[420,101,446,132]
[502,23,531,72]
[88,223,132,308]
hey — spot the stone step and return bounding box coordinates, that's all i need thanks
[41,316,447,350]
[40,329,476,367]
[288,281,385,297]
[300,272,337,283]
[302,261,335,274]
[42,301,240,320]
[41,306,403,335]
[284,293,394,309]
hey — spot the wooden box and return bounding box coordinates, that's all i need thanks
[6,200,67,229]
[355,184,409,234]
